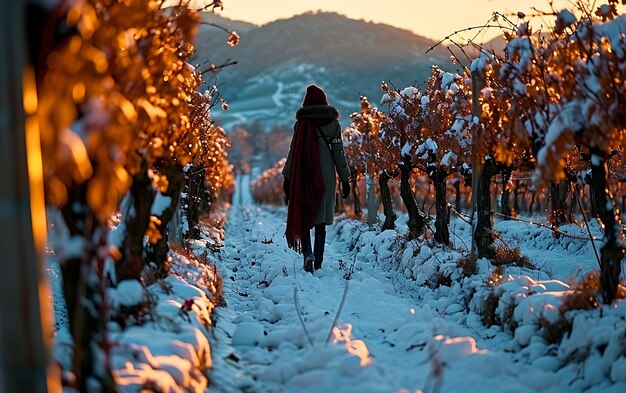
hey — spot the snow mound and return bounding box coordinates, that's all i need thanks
[433,335,487,363]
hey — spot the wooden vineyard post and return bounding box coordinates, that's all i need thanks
[470,64,485,259]
[0,1,60,392]
[366,167,378,226]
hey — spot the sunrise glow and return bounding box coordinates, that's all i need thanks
[213,0,624,41]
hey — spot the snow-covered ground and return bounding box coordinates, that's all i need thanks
[46,174,626,393]
[47,212,224,393]
[208,178,626,393]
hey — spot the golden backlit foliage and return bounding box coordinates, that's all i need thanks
[416,67,472,173]
[367,68,473,182]
[494,2,626,303]
[491,18,578,179]
[188,88,235,200]
[34,2,237,388]
[506,3,626,181]
[468,56,534,174]
[376,82,420,194]
[37,0,225,219]
[343,2,625,248]
[251,158,286,205]
[376,68,474,242]
[227,31,240,47]
[346,95,389,176]
[199,121,235,200]
[342,126,366,180]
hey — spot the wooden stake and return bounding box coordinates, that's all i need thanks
[0,1,59,391]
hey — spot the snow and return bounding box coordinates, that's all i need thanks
[400,86,419,99]
[48,212,223,393]
[400,142,412,157]
[231,318,264,346]
[417,137,438,156]
[591,154,603,166]
[433,335,487,362]
[595,15,626,57]
[47,172,626,393]
[152,191,172,216]
[380,93,394,105]
[470,52,491,73]
[537,102,584,167]
[505,36,535,74]
[441,72,456,90]
[198,174,626,392]
[109,279,145,309]
[557,9,577,27]
[60,235,86,260]
[441,150,457,167]
[272,82,285,108]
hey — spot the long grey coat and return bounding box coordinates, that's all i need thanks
[283,105,350,225]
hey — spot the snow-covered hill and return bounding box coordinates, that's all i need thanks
[194,12,454,130]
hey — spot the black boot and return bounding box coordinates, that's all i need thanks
[313,224,326,270]
[304,255,315,273]
[302,226,314,273]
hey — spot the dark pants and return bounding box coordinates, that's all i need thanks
[302,224,326,269]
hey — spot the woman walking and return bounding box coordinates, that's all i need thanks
[283,84,350,273]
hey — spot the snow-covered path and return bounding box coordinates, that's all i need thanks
[206,180,625,393]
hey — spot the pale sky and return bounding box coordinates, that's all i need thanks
[213,0,623,41]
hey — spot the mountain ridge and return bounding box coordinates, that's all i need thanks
[194,11,456,130]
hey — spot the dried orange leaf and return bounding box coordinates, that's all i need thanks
[227,31,240,47]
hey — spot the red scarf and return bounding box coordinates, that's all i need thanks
[285,119,326,252]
